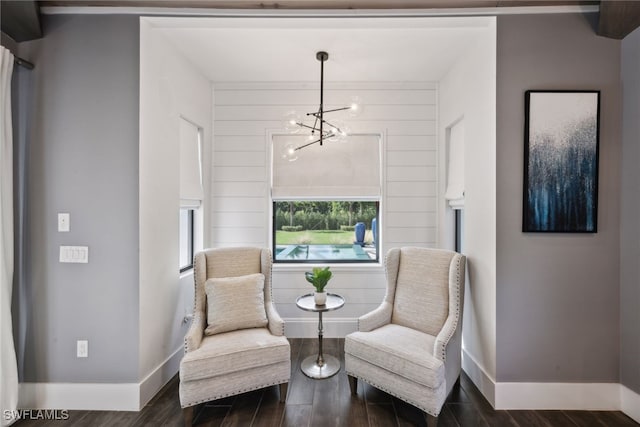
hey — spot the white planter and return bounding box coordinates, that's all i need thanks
[314,291,327,305]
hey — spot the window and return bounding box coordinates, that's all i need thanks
[446,119,464,253]
[180,208,195,272]
[179,117,203,272]
[273,201,379,263]
[271,133,382,263]
[455,209,464,253]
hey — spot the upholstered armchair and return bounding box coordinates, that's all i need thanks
[179,247,291,426]
[345,247,466,427]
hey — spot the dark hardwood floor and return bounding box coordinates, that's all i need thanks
[15,338,640,427]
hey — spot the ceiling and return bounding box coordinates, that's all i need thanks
[153,17,493,82]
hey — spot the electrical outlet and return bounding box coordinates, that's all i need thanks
[183,307,194,324]
[77,340,88,358]
[58,213,70,232]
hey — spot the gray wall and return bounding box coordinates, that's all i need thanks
[496,13,622,382]
[16,14,140,382]
[620,27,640,394]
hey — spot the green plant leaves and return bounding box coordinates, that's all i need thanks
[304,266,332,292]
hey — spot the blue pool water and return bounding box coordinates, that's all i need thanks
[275,244,372,261]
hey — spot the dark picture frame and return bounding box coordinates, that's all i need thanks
[523,90,600,233]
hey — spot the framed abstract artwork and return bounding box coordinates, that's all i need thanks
[523,90,600,233]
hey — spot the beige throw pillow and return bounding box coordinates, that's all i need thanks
[204,273,268,335]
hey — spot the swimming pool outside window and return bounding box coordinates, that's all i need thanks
[273,201,379,263]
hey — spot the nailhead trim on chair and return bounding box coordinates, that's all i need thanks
[345,371,439,417]
[181,380,288,408]
[435,254,464,362]
[183,248,283,354]
[181,248,289,410]
[348,248,464,420]
[183,254,202,355]
[262,249,285,336]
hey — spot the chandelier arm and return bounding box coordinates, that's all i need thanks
[321,118,343,134]
[322,106,352,114]
[294,133,336,151]
[297,122,331,135]
[297,122,320,132]
[309,107,350,117]
[309,112,322,131]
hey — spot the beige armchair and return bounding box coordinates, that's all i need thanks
[179,247,290,425]
[345,247,466,427]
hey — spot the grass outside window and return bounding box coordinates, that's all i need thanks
[273,201,379,263]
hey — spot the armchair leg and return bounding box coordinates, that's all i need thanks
[424,413,438,427]
[348,375,358,395]
[183,406,194,426]
[424,412,438,427]
[279,382,289,403]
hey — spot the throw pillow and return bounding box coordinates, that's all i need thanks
[204,273,268,335]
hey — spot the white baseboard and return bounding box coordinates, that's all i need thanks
[18,382,140,411]
[621,385,640,423]
[462,348,640,422]
[139,346,184,408]
[461,348,496,406]
[283,317,357,338]
[18,346,183,412]
[495,382,620,410]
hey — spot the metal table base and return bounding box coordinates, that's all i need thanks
[301,354,341,379]
[301,311,340,379]
[296,293,345,380]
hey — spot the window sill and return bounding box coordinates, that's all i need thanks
[273,262,383,273]
[180,267,194,279]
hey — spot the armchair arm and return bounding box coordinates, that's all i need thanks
[184,310,205,353]
[433,253,466,362]
[433,314,459,362]
[358,301,393,332]
[266,302,285,336]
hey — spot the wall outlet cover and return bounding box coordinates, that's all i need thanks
[77,340,88,358]
[58,213,70,232]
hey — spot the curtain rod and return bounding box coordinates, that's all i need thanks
[14,56,34,70]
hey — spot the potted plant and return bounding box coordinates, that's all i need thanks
[305,266,332,305]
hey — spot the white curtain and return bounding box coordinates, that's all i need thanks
[0,46,18,427]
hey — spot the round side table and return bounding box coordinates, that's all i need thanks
[295,293,345,379]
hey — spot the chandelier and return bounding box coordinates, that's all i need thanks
[282,51,361,161]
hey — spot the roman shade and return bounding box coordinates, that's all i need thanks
[272,134,381,200]
[444,120,464,209]
[179,117,203,207]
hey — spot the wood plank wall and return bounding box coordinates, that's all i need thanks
[211,81,438,335]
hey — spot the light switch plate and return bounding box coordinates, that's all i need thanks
[58,213,70,232]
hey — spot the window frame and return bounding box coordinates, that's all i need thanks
[179,117,203,274]
[179,208,195,273]
[272,200,380,264]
